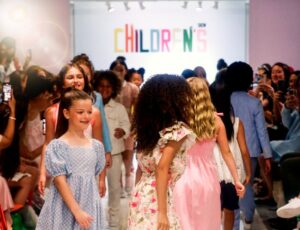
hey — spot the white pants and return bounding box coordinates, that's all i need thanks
[107,153,123,229]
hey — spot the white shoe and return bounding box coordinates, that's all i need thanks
[277,197,300,218]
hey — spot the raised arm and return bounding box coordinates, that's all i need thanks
[0,92,16,149]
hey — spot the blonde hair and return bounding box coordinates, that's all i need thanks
[187,77,216,139]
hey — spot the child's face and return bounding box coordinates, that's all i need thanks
[97,79,113,101]
[64,99,93,130]
[130,73,143,87]
[64,67,85,91]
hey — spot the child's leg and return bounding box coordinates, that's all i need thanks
[107,154,123,229]
[234,158,258,229]
[4,210,12,230]
[9,176,32,205]
[122,135,135,193]
[258,157,273,199]
[223,209,234,230]
[221,181,239,230]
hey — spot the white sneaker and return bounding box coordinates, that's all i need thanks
[277,197,300,218]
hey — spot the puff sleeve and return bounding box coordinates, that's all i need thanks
[45,140,71,177]
[155,121,196,164]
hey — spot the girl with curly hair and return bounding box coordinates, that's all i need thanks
[128,74,196,229]
[173,77,245,230]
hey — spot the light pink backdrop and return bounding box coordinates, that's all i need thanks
[249,0,300,71]
[0,0,71,74]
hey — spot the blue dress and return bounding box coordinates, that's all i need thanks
[36,139,105,230]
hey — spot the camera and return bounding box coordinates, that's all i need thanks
[2,83,12,102]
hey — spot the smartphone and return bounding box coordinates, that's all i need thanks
[277,80,286,92]
[2,83,11,102]
[288,88,298,96]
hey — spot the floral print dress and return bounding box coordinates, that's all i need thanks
[128,122,196,229]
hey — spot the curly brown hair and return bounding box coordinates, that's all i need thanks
[132,74,192,154]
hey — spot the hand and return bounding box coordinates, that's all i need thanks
[8,90,16,115]
[38,171,47,195]
[264,158,271,174]
[157,212,169,230]
[248,89,256,97]
[274,91,283,102]
[234,181,245,198]
[114,128,125,139]
[98,180,106,198]
[74,209,93,229]
[243,175,251,186]
[105,153,112,168]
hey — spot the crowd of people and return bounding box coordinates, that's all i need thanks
[0,36,300,230]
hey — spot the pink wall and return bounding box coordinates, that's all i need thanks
[249,0,300,71]
[0,0,71,74]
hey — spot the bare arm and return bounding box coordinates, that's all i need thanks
[156,138,185,230]
[216,116,245,197]
[91,106,103,142]
[236,120,251,185]
[38,106,56,194]
[135,165,142,185]
[54,175,93,229]
[91,106,106,197]
[0,92,16,149]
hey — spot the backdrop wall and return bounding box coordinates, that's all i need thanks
[73,1,248,82]
[1,0,299,77]
[249,0,300,71]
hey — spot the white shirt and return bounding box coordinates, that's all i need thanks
[104,99,130,155]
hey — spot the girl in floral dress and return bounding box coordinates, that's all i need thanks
[128,75,196,229]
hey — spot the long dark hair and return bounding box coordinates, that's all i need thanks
[55,88,92,138]
[133,74,192,154]
[210,69,234,141]
[1,68,53,179]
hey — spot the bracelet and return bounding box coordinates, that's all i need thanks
[9,116,16,120]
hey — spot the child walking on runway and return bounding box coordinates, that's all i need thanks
[36,88,106,230]
[128,74,196,229]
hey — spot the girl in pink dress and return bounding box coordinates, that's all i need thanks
[128,75,196,229]
[173,77,245,230]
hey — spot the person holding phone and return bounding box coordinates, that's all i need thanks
[270,75,300,161]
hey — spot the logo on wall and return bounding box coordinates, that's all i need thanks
[114,23,207,53]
